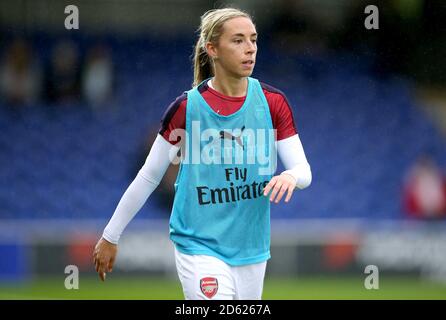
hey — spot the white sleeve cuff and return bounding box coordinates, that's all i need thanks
[277,134,312,190]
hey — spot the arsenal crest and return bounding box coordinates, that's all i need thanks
[200,277,218,299]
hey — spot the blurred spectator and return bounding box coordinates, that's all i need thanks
[0,38,42,106]
[45,40,81,104]
[82,44,114,110]
[403,155,446,219]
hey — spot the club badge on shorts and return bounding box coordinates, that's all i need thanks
[200,277,218,298]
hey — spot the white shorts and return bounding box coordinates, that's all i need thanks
[174,247,267,300]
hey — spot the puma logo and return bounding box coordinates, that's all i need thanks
[220,126,245,149]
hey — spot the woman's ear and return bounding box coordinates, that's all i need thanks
[205,41,218,60]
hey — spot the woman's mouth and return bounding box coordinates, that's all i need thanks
[242,60,254,69]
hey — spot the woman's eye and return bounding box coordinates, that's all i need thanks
[234,39,242,44]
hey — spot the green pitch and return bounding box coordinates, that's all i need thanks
[0,276,445,300]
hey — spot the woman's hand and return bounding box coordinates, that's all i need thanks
[93,237,117,281]
[263,173,297,203]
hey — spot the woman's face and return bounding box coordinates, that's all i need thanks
[212,17,257,79]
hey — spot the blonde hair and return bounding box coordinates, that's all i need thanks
[192,8,253,87]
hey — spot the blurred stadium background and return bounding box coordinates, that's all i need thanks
[1,0,446,299]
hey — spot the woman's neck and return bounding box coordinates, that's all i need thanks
[210,75,248,97]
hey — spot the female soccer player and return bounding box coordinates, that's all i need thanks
[93,7,312,300]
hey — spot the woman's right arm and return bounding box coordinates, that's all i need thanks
[93,134,179,280]
[102,134,179,243]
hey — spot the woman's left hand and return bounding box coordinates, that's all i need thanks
[263,173,297,203]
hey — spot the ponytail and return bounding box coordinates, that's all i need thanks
[193,39,213,87]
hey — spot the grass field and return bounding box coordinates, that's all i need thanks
[0,276,445,300]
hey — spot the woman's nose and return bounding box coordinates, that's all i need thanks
[246,41,256,53]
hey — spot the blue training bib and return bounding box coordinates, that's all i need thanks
[169,77,277,266]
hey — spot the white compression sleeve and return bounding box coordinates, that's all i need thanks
[102,134,180,244]
[277,134,312,189]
